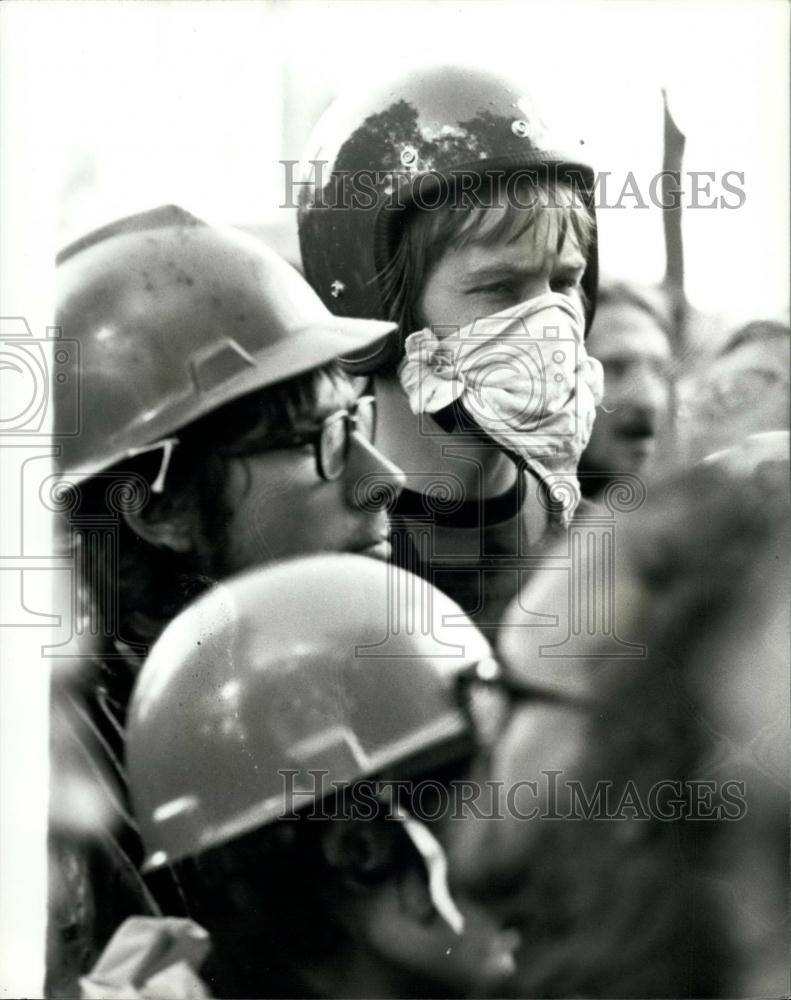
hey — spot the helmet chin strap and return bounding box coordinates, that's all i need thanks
[430,399,573,526]
[125,437,180,494]
[389,803,465,936]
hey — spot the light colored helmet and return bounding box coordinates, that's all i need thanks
[126,554,493,870]
[55,205,396,482]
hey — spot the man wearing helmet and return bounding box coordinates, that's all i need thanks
[297,65,603,628]
[82,556,524,999]
[56,204,405,649]
[48,206,405,995]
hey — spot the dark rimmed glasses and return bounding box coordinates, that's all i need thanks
[456,656,589,749]
[227,395,377,482]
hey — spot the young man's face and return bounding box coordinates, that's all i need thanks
[418,209,587,330]
[218,377,403,572]
[373,206,588,500]
[582,302,673,478]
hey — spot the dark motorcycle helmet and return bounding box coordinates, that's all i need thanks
[297,64,598,373]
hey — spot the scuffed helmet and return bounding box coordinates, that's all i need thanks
[126,554,493,870]
[55,205,396,482]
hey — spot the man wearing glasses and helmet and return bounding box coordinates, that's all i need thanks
[48,204,404,995]
[81,555,530,999]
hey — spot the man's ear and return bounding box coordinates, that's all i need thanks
[320,820,396,887]
[394,860,436,925]
[122,494,197,555]
[320,821,435,925]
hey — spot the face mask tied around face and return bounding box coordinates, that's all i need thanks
[399,293,604,522]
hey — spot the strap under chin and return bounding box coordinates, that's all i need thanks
[389,805,465,936]
[428,399,480,435]
[394,402,570,528]
[391,470,524,529]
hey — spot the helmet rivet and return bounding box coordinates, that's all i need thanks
[330,280,346,299]
[511,120,529,138]
[400,144,418,168]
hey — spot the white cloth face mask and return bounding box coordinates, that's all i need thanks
[398,292,604,519]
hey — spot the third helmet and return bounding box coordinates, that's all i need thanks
[127,553,494,870]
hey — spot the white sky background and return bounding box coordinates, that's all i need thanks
[0,1,788,994]
[49,0,790,326]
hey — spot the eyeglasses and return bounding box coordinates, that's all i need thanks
[314,395,377,481]
[456,658,514,749]
[456,657,588,749]
[228,395,377,482]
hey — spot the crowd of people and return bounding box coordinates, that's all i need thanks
[47,64,789,999]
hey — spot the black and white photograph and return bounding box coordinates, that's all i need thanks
[0,1,788,997]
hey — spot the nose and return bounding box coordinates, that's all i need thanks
[343,431,406,511]
[614,364,670,417]
[519,274,553,303]
[633,366,670,416]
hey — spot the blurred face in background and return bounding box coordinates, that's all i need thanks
[681,329,790,462]
[581,301,673,482]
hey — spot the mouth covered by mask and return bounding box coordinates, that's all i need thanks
[398,293,604,520]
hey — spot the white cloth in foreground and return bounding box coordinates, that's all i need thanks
[80,917,212,999]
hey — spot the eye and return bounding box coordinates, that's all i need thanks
[551,274,582,294]
[603,359,628,379]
